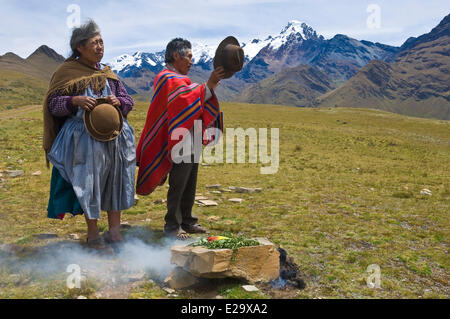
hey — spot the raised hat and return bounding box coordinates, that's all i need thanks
[83,98,123,142]
[214,36,245,79]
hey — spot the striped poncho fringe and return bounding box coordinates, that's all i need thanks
[136,69,223,195]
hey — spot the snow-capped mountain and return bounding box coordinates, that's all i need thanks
[268,20,323,50]
[108,51,165,75]
[191,42,215,65]
[108,43,216,74]
[241,38,272,61]
[108,20,400,99]
[108,21,321,73]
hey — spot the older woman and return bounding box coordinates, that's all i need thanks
[43,20,136,249]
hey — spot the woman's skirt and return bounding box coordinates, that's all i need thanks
[47,116,136,220]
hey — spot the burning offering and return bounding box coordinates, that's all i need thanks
[169,237,279,286]
[188,234,260,251]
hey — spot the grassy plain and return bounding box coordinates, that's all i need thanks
[0,69,48,111]
[0,101,448,299]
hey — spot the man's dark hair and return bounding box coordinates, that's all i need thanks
[165,38,192,64]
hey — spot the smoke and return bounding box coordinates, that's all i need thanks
[0,228,192,288]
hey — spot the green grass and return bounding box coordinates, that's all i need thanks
[0,101,449,299]
[0,69,48,110]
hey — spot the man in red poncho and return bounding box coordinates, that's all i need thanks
[136,38,225,239]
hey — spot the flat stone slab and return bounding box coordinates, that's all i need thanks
[206,184,222,190]
[34,233,58,239]
[197,200,218,207]
[164,267,200,289]
[7,170,24,178]
[229,186,262,193]
[170,238,280,283]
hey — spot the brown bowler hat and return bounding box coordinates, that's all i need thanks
[84,98,123,142]
[214,36,245,79]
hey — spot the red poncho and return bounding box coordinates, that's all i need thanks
[136,69,223,195]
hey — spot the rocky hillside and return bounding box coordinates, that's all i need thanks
[108,20,399,100]
[0,45,64,81]
[236,65,335,107]
[317,14,450,120]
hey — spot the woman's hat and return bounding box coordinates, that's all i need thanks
[214,36,245,79]
[83,99,123,142]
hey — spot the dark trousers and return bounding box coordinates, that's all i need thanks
[164,159,199,232]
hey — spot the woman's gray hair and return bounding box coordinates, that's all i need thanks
[165,38,192,64]
[66,19,101,61]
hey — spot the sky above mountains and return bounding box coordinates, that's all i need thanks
[1,0,449,61]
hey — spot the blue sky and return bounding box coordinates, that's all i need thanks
[0,0,448,61]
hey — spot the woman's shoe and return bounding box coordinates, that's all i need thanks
[103,231,123,253]
[85,237,115,255]
[103,230,123,244]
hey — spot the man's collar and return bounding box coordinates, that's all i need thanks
[166,63,180,74]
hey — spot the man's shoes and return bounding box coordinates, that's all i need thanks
[182,224,210,234]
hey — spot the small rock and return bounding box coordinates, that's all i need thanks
[163,287,176,294]
[420,189,432,196]
[197,200,218,207]
[32,171,42,176]
[206,184,222,190]
[195,195,208,201]
[127,271,146,282]
[207,216,221,222]
[18,159,24,164]
[145,218,152,222]
[77,295,88,299]
[69,234,80,240]
[234,187,261,193]
[8,170,24,178]
[211,191,221,194]
[400,222,412,230]
[134,194,139,205]
[229,198,244,204]
[34,233,58,239]
[242,285,259,292]
[154,199,167,204]
[215,295,224,299]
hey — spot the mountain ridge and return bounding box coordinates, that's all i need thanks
[316,13,450,120]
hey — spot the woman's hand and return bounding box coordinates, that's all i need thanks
[72,96,97,111]
[106,95,121,107]
[207,67,226,91]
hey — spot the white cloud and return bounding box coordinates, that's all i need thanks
[0,0,448,61]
